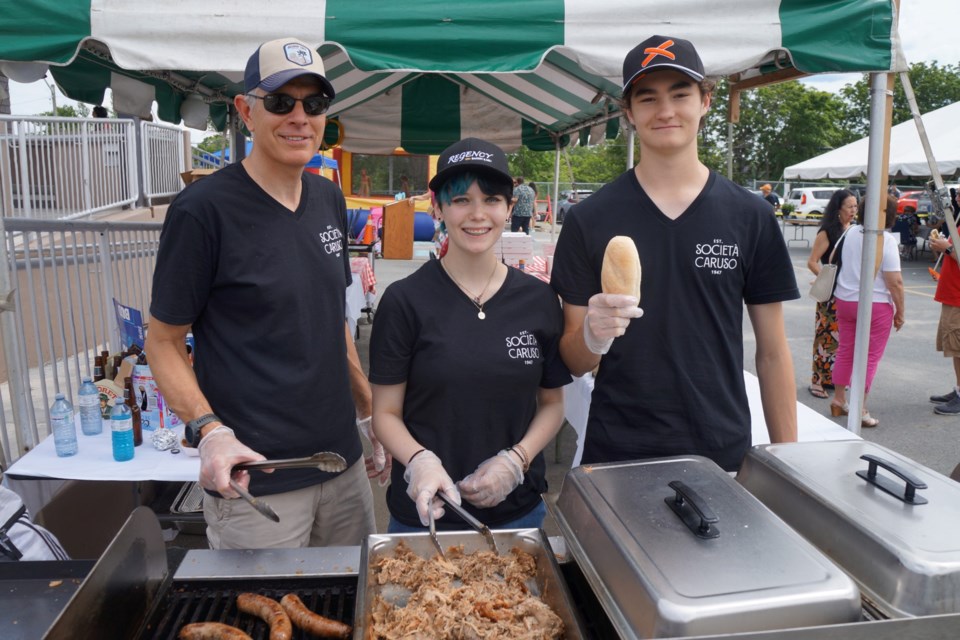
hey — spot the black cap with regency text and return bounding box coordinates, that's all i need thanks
[428,138,512,192]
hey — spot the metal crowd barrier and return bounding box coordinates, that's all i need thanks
[141,121,186,205]
[0,115,139,220]
[0,218,162,467]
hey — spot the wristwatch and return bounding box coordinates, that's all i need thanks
[947,246,954,255]
[184,413,221,447]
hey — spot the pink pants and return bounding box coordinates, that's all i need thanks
[832,299,894,394]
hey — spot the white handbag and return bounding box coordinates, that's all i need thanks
[808,226,853,303]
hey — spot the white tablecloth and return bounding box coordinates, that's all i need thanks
[563,371,858,467]
[345,277,365,337]
[5,423,200,482]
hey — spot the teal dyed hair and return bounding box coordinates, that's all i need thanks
[435,171,513,207]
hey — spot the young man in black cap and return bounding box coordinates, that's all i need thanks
[146,37,386,549]
[369,138,570,532]
[550,35,799,471]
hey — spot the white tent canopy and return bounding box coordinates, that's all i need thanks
[784,102,960,180]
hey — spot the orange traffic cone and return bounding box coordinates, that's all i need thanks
[362,215,376,245]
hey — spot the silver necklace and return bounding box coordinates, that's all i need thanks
[442,259,499,320]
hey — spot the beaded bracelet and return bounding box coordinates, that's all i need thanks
[510,444,531,473]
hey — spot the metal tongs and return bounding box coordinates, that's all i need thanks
[234,451,348,473]
[437,491,500,554]
[230,451,348,523]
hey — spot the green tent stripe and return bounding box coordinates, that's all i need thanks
[467,75,570,123]
[330,73,399,103]
[518,73,594,113]
[544,51,620,94]
[326,0,564,72]
[522,119,565,151]
[332,74,413,115]
[49,55,109,105]
[780,0,893,73]
[401,76,461,153]
[1,0,89,63]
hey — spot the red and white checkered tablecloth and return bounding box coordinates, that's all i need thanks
[350,257,377,295]
[514,256,550,283]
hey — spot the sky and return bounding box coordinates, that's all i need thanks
[4,0,959,143]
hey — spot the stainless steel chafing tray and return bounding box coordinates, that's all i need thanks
[551,456,861,639]
[355,528,585,640]
[738,440,960,618]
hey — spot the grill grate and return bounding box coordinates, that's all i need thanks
[140,577,357,640]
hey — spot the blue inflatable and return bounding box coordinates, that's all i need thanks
[348,209,435,242]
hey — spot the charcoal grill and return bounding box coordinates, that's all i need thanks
[42,503,960,640]
[44,507,361,640]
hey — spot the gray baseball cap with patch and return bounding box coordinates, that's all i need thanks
[245,37,335,98]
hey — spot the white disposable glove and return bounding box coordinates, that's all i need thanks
[583,293,644,355]
[403,450,460,526]
[458,450,524,508]
[358,416,391,486]
[197,426,268,498]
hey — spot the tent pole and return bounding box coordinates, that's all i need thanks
[847,72,895,433]
[627,129,635,169]
[551,139,561,244]
[898,69,960,252]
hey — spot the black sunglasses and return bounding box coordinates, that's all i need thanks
[246,93,331,116]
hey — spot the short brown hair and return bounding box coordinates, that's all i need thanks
[857,194,898,229]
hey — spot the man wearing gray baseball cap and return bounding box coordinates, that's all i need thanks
[147,38,386,550]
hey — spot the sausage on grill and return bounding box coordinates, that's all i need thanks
[236,593,293,640]
[178,622,252,640]
[280,593,353,639]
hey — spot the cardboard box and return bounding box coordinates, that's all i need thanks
[180,169,216,185]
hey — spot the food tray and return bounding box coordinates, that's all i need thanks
[738,441,960,618]
[169,481,205,535]
[354,528,584,639]
[551,456,861,639]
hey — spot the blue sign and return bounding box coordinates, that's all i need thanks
[113,299,145,350]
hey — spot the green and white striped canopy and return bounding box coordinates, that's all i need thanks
[1,0,904,153]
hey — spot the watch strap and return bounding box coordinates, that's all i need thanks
[185,413,221,447]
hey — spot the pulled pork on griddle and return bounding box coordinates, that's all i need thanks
[368,541,564,640]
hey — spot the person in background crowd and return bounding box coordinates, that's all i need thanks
[761,184,780,212]
[551,35,799,472]
[928,190,960,415]
[146,37,387,550]
[805,189,858,399]
[359,168,372,197]
[829,195,905,427]
[511,176,536,235]
[370,138,570,532]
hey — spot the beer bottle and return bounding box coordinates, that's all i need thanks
[101,350,111,379]
[124,377,143,447]
[93,356,106,382]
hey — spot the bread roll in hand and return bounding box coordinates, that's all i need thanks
[601,236,642,302]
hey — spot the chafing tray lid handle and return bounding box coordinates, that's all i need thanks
[665,480,720,539]
[856,454,929,505]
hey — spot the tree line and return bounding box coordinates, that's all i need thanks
[509,61,960,190]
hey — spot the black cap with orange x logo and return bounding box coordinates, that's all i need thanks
[622,35,705,95]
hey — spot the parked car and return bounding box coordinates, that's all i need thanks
[556,190,593,223]
[783,188,835,219]
[897,190,933,218]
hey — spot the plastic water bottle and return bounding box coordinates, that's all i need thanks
[110,399,135,462]
[50,393,78,457]
[78,377,102,435]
